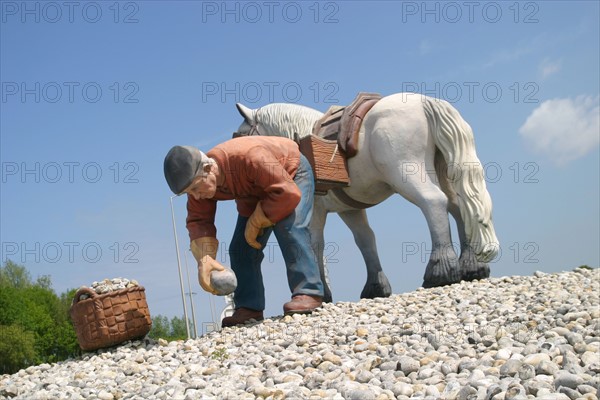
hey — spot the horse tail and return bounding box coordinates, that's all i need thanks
[422,97,499,262]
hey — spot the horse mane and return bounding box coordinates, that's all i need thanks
[423,97,498,259]
[255,103,324,140]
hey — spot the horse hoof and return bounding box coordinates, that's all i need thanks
[421,278,455,289]
[322,288,333,303]
[461,263,490,282]
[421,280,435,289]
[360,284,391,299]
[423,247,460,289]
[459,245,491,282]
[360,272,392,299]
[422,265,461,288]
[422,268,461,288]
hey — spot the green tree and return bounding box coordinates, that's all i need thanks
[36,274,53,290]
[170,316,189,340]
[0,259,32,288]
[0,260,80,373]
[0,325,36,374]
[149,315,171,339]
[148,315,191,341]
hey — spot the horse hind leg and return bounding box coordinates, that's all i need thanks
[338,209,392,299]
[448,202,490,281]
[437,151,490,281]
[420,198,461,289]
[386,172,461,288]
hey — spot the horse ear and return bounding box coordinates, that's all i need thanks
[236,103,255,123]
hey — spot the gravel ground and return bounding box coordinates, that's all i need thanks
[1,267,599,400]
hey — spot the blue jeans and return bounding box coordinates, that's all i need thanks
[229,154,324,311]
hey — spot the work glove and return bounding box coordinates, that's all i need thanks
[244,202,274,250]
[191,237,225,294]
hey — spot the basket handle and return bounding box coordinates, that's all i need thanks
[72,287,97,304]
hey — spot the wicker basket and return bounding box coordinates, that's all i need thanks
[299,134,350,195]
[70,286,152,351]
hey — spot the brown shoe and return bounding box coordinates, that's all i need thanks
[283,295,323,315]
[221,308,264,327]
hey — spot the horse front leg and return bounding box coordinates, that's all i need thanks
[338,209,392,299]
[310,201,333,303]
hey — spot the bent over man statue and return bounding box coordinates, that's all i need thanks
[164,136,324,327]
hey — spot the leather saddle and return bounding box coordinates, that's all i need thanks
[312,92,382,158]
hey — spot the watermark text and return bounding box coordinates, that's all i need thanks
[401,82,539,104]
[2,162,140,184]
[400,1,540,24]
[1,1,140,23]
[202,81,339,104]
[2,242,140,264]
[201,1,339,24]
[2,82,140,104]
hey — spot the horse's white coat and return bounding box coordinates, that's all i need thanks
[235,93,498,298]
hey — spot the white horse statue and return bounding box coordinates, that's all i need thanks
[233,93,499,302]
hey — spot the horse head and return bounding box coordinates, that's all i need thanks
[232,102,325,142]
[233,103,258,138]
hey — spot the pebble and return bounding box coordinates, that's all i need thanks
[398,356,420,375]
[518,363,536,380]
[76,277,140,300]
[554,371,584,389]
[523,352,551,366]
[500,359,522,377]
[496,348,512,360]
[537,359,560,375]
[392,382,414,397]
[1,268,598,400]
[210,268,237,296]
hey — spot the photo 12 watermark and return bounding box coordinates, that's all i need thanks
[201,81,340,104]
[401,241,540,264]
[400,1,540,24]
[1,241,140,264]
[397,161,540,186]
[1,161,140,184]
[400,81,540,104]
[1,82,140,104]
[1,1,140,23]
[200,1,340,24]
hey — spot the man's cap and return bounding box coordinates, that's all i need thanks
[163,145,212,195]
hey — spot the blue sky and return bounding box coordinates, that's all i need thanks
[1,1,599,335]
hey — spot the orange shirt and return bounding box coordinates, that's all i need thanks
[186,136,302,241]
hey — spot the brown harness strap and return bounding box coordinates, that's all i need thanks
[331,187,379,209]
[339,93,382,158]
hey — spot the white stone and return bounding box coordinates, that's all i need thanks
[210,268,237,295]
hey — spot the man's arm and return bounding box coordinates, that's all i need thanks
[185,197,225,294]
[186,197,218,241]
[246,146,301,223]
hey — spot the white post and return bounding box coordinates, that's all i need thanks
[170,195,191,339]
[183,249,199,338]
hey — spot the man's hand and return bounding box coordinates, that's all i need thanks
[198,257,226,295]
[191,236,224,294]
[245,202,274,250]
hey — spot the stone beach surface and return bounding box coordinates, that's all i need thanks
[1,268,599,400]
